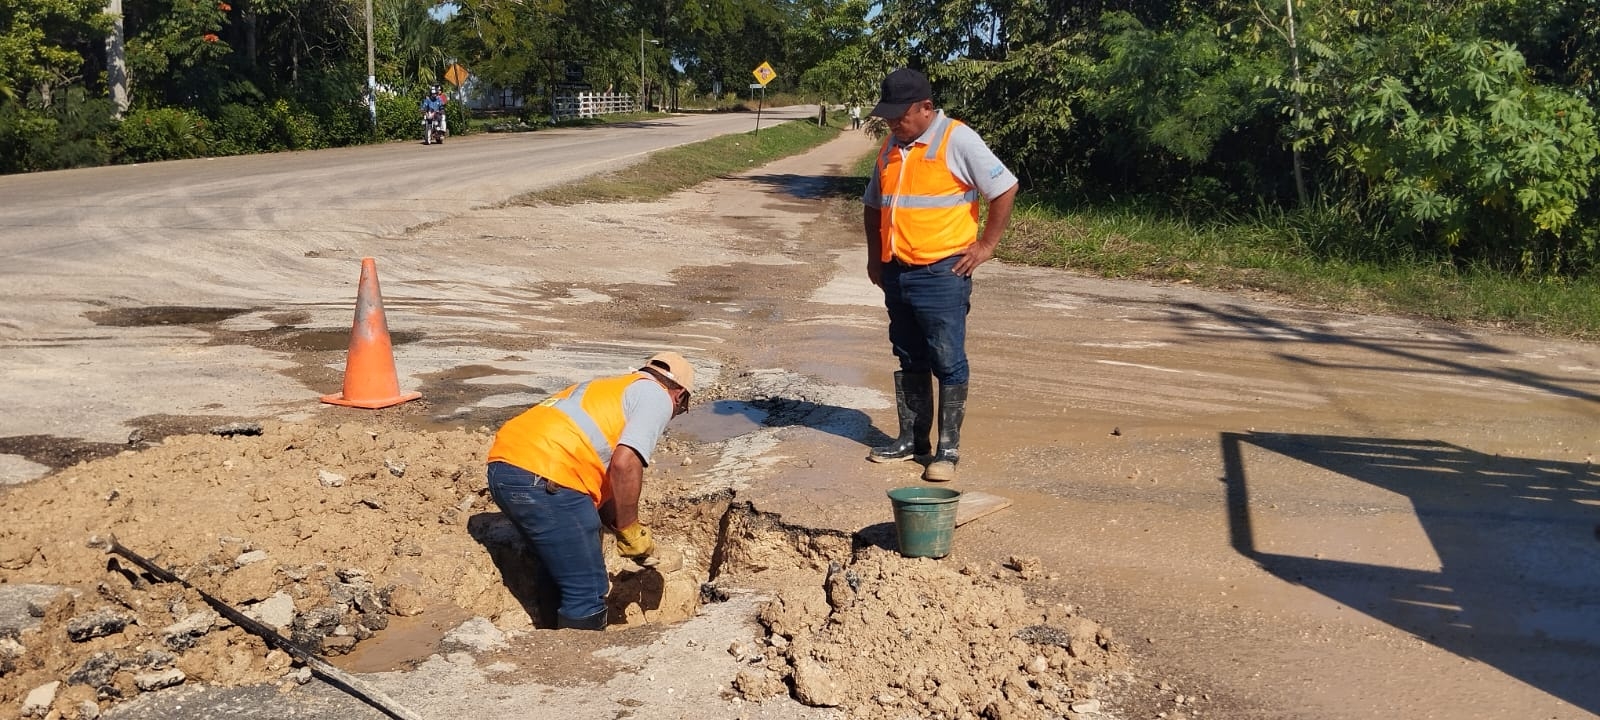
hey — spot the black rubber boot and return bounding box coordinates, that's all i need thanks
[869,371,934,462]
[923,383,967,482]
[556,609,609,630]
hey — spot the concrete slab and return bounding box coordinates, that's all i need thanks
[0,584,72,634]
[955,490,1013,527]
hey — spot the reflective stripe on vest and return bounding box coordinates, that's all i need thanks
[876,115,981,264]
[485,373,639,506]
[549,381,614,467]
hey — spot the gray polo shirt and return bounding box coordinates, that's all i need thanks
[862,111,1018,208]
[616,374,674,464]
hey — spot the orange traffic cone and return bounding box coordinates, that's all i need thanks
[320,257,422,409]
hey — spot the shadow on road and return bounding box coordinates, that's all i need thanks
[740,172,866,201]
[853,521,898,554]
[1220,431,1600,713]
[750,396,893,449]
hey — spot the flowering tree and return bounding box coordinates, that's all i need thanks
[124,0,231,107]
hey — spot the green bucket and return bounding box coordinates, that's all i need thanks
[887,486,962,558]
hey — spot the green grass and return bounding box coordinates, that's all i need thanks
[518,115,845,205]
[998,198,1600,339]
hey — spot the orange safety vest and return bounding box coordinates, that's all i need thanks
[875,115,981,265]
[487,373,647,507]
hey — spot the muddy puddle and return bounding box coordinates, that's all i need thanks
[0,436,128,476]
[83,306,252,328]
[332,604,473,673]
[670,401,769,444]
[0,414,269,477]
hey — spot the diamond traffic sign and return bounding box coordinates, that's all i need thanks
[444,63,468,87]
[751,61,776,87]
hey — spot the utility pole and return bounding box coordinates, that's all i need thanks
[105,0,127,116]
[639,29,658,112]
[366,0,377,129]
[1286,0,1308,206]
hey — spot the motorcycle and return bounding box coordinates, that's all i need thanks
[422,109,445,145]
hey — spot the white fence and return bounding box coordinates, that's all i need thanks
[552,92,637,120]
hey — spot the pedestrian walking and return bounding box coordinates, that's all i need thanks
[850,103,862,130]
[484,351,695,629]
[861,68,1018,483]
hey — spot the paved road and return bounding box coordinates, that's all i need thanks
[0,108,813,267]
[0,107,813,478]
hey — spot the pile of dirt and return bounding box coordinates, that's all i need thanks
[733,547,1129,719]
[0,419,705,718]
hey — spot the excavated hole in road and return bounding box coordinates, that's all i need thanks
[621,492,856,628]
[470,490,840,633]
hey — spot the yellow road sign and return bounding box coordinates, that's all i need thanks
[444,64,468,87]
[751,61,776,87]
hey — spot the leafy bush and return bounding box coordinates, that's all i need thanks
[318,100,371,146]
[1345,41,1599,263]
[377,93,419,140]
[1278,8,1600,273]
[212,99,370,155]
[0,91,114,173]
[114,107,214,163]
[444,101,468,137]
[36,91,116,169]
[211,103,278,155]
[0,104,60,174]
[265,99,326,150]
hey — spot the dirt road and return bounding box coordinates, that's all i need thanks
[2,123,1597,719]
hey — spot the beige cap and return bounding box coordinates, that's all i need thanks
[643,351,695,393]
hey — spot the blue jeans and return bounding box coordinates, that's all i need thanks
[882,254,972,385]
[486,462,608,622]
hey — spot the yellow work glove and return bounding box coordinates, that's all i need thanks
[614,523,654,559]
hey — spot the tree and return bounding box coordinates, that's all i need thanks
[793,0,877,103]
[669,0,791,97]
[1256,0,1600,268]
[244,0,364,90]
[379,0,449,87]
[123,0,231,108]
[0,0,108,104]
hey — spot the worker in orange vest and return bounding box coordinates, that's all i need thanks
[485,351,694,629]
[862,68,1018,483]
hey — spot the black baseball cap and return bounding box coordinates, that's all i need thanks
[869,68,932,119]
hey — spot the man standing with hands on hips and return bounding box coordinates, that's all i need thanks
[862,67,1018,483]
[485,351,694,629]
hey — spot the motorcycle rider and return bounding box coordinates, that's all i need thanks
[421,85,447,142]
